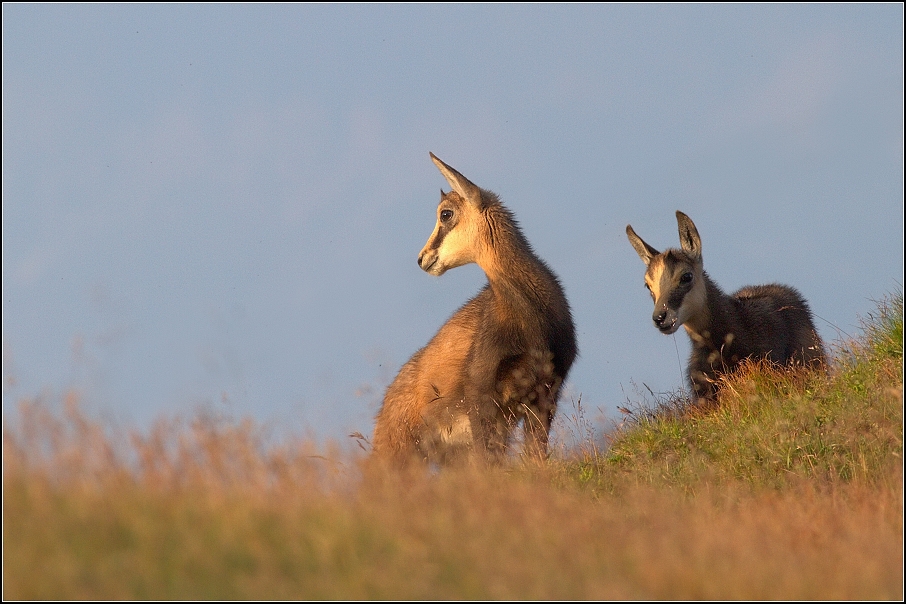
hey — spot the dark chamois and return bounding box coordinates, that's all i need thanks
[626,211,825,404]
[372,153,577,464]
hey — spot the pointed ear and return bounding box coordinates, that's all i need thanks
[429,152,482,206]
[626,225,659,266]
[675,211,702,259]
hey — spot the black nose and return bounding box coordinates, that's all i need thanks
[653,310,667,327]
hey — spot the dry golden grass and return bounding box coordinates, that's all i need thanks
[3,392,902,600]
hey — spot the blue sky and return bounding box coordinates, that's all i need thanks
[2,4,903,446]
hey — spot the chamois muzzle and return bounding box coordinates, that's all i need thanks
[418,249,440,274]
[653,305,679,334]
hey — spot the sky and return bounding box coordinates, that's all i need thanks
[2,4,903,447]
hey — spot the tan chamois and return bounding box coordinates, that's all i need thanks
[626,211,825,404]
[371,153,577,464]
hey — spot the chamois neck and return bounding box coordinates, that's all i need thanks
[683,272,734,343]
[476,202,556,306]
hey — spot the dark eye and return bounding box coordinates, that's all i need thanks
[440,209,453,222]
[680,272,693,284]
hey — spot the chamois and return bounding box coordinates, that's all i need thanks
[371,153,577,464]
[626,211,825,404]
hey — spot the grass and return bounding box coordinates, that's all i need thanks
[3,293,903,599]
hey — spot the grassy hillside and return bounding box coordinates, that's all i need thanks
[3,294,902,599]
[564,292,902,493]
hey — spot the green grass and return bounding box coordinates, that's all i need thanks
[4,292,902,599]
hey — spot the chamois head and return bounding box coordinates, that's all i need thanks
[626,211,707,335]
[417,153,489,276]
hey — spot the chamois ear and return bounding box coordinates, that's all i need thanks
[429,152,482,207]
[675,211,702,259]
[626,225,659,266]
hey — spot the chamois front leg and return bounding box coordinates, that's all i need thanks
[689,367,718,407]
[520,388,556,461]
[462,355,515,463]
[519,349,560,461]
[469,392,513,464]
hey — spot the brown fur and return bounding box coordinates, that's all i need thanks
[626,211,825,404]
[372,153,577,464]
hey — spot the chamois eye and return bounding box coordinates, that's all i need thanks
[680,272,693,284]
[440,209,453,222]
